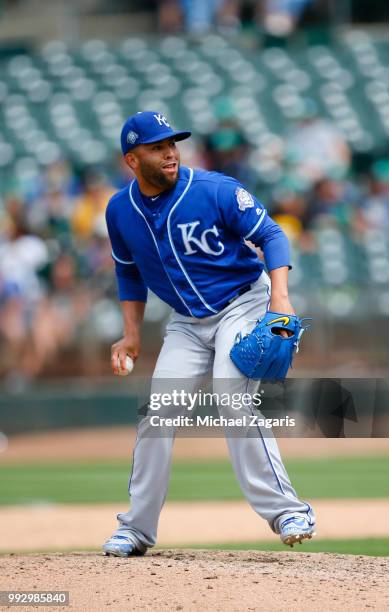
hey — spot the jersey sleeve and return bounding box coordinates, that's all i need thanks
[105,199,148,302]
[217,177,291,271]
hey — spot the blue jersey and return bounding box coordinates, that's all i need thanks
[106,166,290,318]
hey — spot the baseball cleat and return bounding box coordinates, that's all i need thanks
[279,516,316,548]
[103,534,146,558]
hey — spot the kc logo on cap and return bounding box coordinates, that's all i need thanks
[153,114,170,127]
[120,111,191,156]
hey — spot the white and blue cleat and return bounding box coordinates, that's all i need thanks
[279,515,316,548]
[103,534,146,557]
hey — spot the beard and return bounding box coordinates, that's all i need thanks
[139,159,179,191]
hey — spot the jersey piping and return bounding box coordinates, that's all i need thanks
[129,180,193,316]
[244,209,267,240]
[166,168,218,315]
[111,250,135,265]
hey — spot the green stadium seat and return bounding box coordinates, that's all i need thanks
[0,34,388,182]
[159,36,188,59]
[81,39,108,59]
[119,37,147,59]
[198,34,228,58]
[0,142,14,166]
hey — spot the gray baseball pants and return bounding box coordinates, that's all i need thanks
[114,272,314,550]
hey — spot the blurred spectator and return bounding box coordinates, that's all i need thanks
[284,99,351,184]
[203,125,257,189]
[158,0,240,35]
[0,165,116,381]
[44,159,79,197]
[0,204,48,304]
[157,0,324,37]
[356,159,389,233]
[202,98,258,191]
[71,170,114,241]
[157,0,184,32]
[260,0,316,37]
[306,176,358,231]
[270,180,308,241]
[29,187,73,241]
[30,252,94,375]
[0,209,49,382]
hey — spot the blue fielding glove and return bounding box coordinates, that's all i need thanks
[229,311,309,382]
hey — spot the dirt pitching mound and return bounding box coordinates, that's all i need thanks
[1,550,388,611]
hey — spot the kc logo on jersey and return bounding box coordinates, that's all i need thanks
[177,221,225,256]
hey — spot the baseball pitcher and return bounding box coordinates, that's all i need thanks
[103,111,316,556]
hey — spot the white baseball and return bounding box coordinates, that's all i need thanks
[117,355,134,376]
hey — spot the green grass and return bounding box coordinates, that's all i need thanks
[0,457,388,505]
[167,538,389,557]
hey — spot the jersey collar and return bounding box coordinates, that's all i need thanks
[131,166,192,217]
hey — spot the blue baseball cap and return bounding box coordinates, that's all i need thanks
[121,111,191,155]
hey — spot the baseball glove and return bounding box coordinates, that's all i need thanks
[229,312,309,382]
